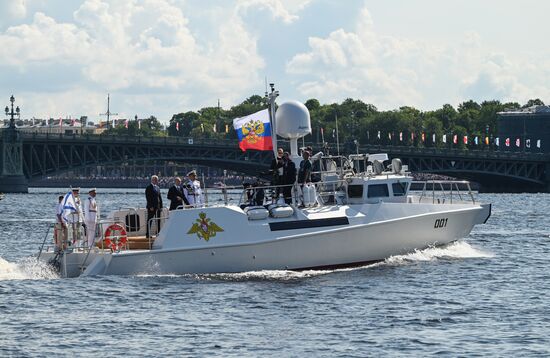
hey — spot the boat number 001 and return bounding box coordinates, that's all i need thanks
[434,218,448,228]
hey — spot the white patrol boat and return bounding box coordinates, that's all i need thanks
[36,93,491,278]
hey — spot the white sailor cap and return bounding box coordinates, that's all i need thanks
[71,187,80,191]
[88,188,96,193]
[187,170,197,176]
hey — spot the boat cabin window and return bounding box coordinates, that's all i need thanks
[367,184,389,198]
[392,182,408,196]
[347,185,363,198]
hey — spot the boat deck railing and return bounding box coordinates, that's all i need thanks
[185,177,478,209]
[37,219,148,258]
[414,180,476,204]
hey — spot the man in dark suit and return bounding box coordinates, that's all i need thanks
[282,152,296,204]
[167,177,189,210]
[145,175,163,238]
[270,147,284,199]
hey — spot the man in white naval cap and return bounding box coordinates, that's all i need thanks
[183,170,203,207]
[83,188,99,247]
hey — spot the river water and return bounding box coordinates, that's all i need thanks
[0,188,548,357]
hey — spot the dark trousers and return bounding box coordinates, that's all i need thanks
[283,184,293,204]
[272,175,284,199]
[146,208,162,238]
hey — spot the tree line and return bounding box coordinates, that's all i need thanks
[105,95,545,149]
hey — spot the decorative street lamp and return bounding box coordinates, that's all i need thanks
[4,95,20,129]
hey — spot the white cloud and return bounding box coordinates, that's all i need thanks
[0,0,268,119]
[236,0,311,24]
[2,0,550,123]
[0,12,91,66]
[0,0,27,25]
[286,3,550,109]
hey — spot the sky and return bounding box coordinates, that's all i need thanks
[1,0,549,124]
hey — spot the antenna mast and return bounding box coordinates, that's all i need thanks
[99,93,118,128]
[267,83,279,158]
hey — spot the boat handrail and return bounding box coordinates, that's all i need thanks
[415,180,475,204]
[37,222,55,260]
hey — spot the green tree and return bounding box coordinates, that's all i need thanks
[522,98,545,108]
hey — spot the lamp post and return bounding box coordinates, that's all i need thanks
[4,95,20,129]
[1,95,28,193]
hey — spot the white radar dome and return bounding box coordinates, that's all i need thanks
[275,101,311,139]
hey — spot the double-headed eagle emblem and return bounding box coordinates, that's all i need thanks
[187,212,224,241]
[242,119,265,144]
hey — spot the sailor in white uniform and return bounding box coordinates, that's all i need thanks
[68,187,85,246]
[184,170,203,207]
[83,188,100,247]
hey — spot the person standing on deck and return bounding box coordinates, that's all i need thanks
[68,187,84,246]
[145,175,163,238]
[54,195,67,250]
[298,150,312,185]
[167,177,189,210]
[282,152,297,204]
[83,188,100,247]
[183,170,203,207]
[270,148,284,199]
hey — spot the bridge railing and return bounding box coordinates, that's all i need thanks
[20,131,239,147]
[323,143,549,161]
[15,131,550,161]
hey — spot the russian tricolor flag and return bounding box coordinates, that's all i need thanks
[233,109,273,152]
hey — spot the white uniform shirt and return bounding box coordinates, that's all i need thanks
[83,196,99,223]
[184,179,203,206]
[68,196,84,224]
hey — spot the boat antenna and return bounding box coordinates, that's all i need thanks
[267,82,279,158]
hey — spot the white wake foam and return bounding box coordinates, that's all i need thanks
[207,269,334,281]
[384,241,494,265]
[0,257,59,280]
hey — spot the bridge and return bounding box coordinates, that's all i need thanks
[1,130,549,193]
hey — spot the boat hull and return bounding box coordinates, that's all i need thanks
[80,204,488,276]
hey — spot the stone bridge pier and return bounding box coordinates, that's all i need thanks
[0,128,28,193]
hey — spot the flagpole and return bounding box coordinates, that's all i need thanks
[335,113,340,156]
